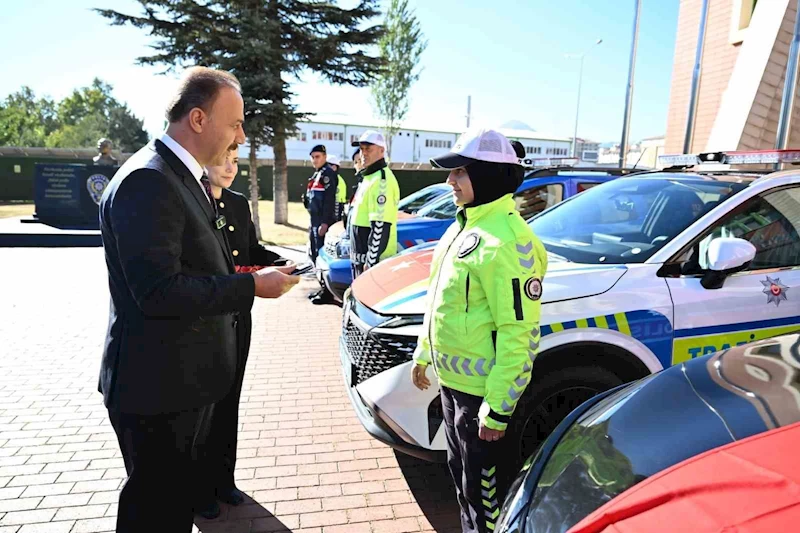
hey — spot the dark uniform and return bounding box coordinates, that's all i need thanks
[304,163,338,264]
[198,188,287,504]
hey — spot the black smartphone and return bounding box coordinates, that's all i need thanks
[290,263,314,276]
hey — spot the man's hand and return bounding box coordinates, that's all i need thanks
[478,421,506,442]
[411,364,431,390]
[318,224,329,237]
[252,266,300,298]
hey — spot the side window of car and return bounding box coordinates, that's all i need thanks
[514,184,564,219]
[696,187,800,271]
[577,182,600,193]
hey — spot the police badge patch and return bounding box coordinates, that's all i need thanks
[323,176,330,184]
[377,195,386,205]
[524,277,542,300]
[86,174,110,205]
[457,233,480,258]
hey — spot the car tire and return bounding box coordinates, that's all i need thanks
[505,365,623,473]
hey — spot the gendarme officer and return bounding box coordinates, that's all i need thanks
[304,144,338,265]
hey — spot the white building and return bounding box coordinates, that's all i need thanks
[239,118,572,166]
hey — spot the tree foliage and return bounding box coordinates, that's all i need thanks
[371,0,426,158]
[96,0,384,227]
[0,79,148,152]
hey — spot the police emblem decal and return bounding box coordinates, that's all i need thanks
[761,275,789,307]
[86,174,110,205]
[524,277,542,301]
[457,233,480,258]
[377,195,386,205]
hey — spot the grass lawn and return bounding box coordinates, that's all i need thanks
[0,203,34,219]
[255,200,309,246]
[0,201,308,246]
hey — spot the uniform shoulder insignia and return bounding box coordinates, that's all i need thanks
[524,277,543,301]
[323,175,330,184]
[457,232,481,258]
[377,194,386,205]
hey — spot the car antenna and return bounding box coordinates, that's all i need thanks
[632,147,647,170]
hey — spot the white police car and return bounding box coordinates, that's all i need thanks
[339,149,800,470]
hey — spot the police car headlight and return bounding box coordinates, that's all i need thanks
[336,239,351,258]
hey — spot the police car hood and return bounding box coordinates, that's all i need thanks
[351,249,627,315]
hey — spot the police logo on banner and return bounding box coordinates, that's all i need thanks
[524,277,542,300]
[458,233,480,258]
[86,174,110,205]
[377,194,386,205]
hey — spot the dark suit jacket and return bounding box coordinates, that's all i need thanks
[99,140,256,415]
[218,189,286,267]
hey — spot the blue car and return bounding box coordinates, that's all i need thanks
[316,167,640,302]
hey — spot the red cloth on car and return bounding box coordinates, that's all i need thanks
[568,421,800,533]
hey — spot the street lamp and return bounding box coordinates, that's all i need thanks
[566,39,603,159]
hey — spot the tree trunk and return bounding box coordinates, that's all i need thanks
[273,131,289,224]
[249,142,262,241]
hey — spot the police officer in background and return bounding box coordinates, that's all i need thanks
[326,154,347,222]
[411,128,547,533]
[305,145,338,264]
[348,131,400,278]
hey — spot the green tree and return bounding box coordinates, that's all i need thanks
[371,0,426,159]
[0,87,58,147]
[96,0,384,231]
[47,79,149,153]
[0,80,148,152]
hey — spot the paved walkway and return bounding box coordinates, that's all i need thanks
[0,248,460,533]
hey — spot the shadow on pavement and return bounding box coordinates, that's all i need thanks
[194,495,292,533]
[395,451,463,533]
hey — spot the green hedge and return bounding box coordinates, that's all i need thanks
[0,155,447,202]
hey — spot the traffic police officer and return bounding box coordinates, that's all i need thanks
[196,146,293,518]
[411,128,547,533]
[305,144,338,264]
[326,154,348,222]
[348,131,400,278]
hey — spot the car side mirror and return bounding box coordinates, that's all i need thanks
[701,237,756,289]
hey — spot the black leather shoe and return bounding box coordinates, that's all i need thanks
[217,487,245,506]
[311,291,334,305]
[195,500,221,520]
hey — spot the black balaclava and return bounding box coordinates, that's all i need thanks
[464,141,525,208]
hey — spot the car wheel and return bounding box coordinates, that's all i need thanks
[506,365,623,472]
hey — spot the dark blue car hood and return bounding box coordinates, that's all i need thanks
[508,334,800,533]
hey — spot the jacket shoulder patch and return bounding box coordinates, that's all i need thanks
[458,233,481,258]
[524,277,542,300]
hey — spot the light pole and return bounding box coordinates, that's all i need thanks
[567,39,603,159]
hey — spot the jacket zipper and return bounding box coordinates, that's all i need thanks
[465,274,470,313]
[428,224,466,378]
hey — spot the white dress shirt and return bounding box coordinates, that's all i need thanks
[159,133,211,204]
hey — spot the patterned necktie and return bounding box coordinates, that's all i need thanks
[200,175,217,214]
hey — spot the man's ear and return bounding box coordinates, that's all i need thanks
[188,107,206,134]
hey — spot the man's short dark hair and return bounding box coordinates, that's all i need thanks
[166,67,241,123]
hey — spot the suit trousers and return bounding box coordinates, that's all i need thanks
[109,404,213,533]
[198,313,253,495]
[441,387,509,533]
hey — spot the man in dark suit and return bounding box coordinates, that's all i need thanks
[99,66,299,533]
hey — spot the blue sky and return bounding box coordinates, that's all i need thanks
[0,0,678,143]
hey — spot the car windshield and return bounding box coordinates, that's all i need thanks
[398,185,448,213]
[528,175,750,264]
[416,191,458,219]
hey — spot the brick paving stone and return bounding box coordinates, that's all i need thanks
[0,251,460,532]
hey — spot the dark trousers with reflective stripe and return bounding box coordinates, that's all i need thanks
[441,386,508,533]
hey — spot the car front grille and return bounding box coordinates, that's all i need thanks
[343,319,417,385]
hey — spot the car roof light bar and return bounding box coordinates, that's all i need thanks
[659,149,800,167]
